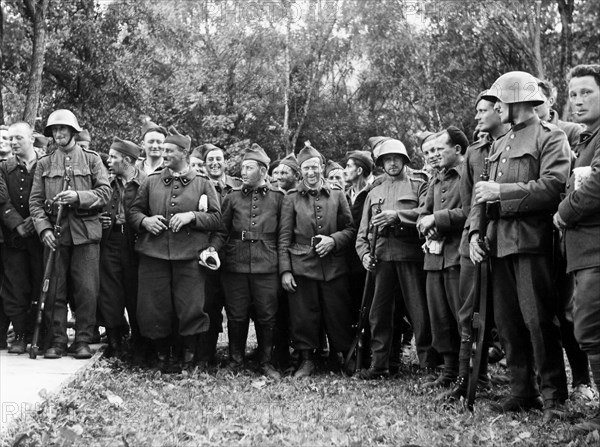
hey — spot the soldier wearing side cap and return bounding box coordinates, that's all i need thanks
[128,129,221,371]
[208,144,284,379]
[279,144,356,378]
[136,120,168,175]
[356,138,437,379]
[189,146,205,175]
[29,109,112,359]
[417,126,468,388]
[325,160,346,190]
[470,71,570,418]
[0,122,44,354]
[274,153,300,193]
[75,129,92,150]
[33,133,49,157]
[98,137,146,358]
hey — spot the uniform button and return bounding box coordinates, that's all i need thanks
[252,214,256,218]
[498,172,503,177]
[171,203,175,206]
[316,206,321,210]
[442,189,446,193]
[111,205,116,208]
[66,156,71,161]
[252,222,256,226]
[316,198,320,201]
[253,197,258,201]
[20,205,24,208]
[21,178,24,182]
[252,205,257,209]
[510,135,515,139]
[506,146,511,151]
[317,216,322,219]
[318,225,322,229]
[170,213,174,216]
[19,187,23,191]
[172,195,177,198]
[566,183,570,189]
[174,186,179,189]
[441,198,445,203]
[501,159,506,163]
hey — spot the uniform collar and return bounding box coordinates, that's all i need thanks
[298,179,331,196]
[162,167,196,186]
[241,184,269,196]
[512,115,540,132]
[8,155,37,172]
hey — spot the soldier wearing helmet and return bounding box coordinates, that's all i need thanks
[470,71,571,418]
[29,109,111,359]
[355,138,437,379]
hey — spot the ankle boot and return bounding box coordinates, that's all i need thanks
[423,353,458,388]
[182,335,197,366]
[105,328,123,358]
[256,325,281,380]
[8,333,27,354]
[573,353,600,435]
[227,321,249,369]
[294,350,315,378]
[155,338,179,373]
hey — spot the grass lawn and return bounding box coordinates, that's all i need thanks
[2,338,599,447]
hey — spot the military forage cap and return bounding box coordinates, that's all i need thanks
[243,143,271,167]
[200,143,223,161]
[165,126,192,152]
[445,126,469,155]
[190,146,204,159]
[111,136,141,160]
[325,159,343,177]
[347,150,373,175]
[297,144,323,166]
[76,129,91,142]
[33,133,49,149]
[141,120,167,138]
[280,152,300,173]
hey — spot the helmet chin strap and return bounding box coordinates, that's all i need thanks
[508,103,514,125]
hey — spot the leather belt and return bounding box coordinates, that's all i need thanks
[112,223,126,234]
[230,231,276,242]
[295,235,322,247]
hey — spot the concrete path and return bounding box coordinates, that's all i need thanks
[0,344,103,433]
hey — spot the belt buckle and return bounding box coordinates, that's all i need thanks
[121,224,125,234]
[310,236,322,248]
[241,230,247,242]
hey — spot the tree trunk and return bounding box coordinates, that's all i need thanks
[282,0,291,155]
[0,4,5,124]
[530,0,544,78]
[557,0,574,118]
[22,0,49,126]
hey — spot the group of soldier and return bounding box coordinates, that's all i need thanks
[0,63,599,435]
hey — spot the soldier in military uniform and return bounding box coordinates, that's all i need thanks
[356,139,436,379]
[471,71,570,419]
[209,144,283,379]
[29,109,112,359]
[553,64,600,434]
[274,153,300,193]
[98,137,146,358]
[279,145,356,378]
[0,125,12,161]
[136,121,167,175]
[0,122,44,354]
[128,131,221,370]
[75,129,92,151]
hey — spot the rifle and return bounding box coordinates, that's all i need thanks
[29,167,73,359]
[344,198,383,373]
[466,158,491,410]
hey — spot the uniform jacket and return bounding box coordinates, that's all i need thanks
[470,116,570,257]
[101,168,147,246]
[548,110,584,149]
[278,180,355,281]
[356,170,428,263]
[459,135,494,257]
[213,183,284,274]
[213,174,243,202]
[29,144,111,245]
[558,124,600,272]
[128,167,221,261]
[0,157,38,249]
[419,163,465,270]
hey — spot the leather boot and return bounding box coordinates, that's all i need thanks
[573,354,600,435]
[423,353,458,388]
[182,335,196,367]
[256,325,281,380]
[227,321,248,370]
[8,333,27,355]
[438,340,471,400]
[105,328,123,358]
[294,350,316,378]
[155,338,180,374]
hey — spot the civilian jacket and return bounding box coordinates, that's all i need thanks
[279,180,355,281]
[29,144,111,245]
[128,167,221,260]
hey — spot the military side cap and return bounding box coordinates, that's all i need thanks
[111,136,141,160]
[365,136,392,152]
[297,144,323,166]
[243,143,270,167]
[76,129,91,142]
[165,126,192,151]
[190,146,204,159]
[325,159,343,177]
[33,133,49,149]
[445,126,470,154]
[417,131,436,149]
[280,153,300,173]
[268,159,281,176]
[200,143,223,160]
[141,120,167,138]
[347,150,373,175]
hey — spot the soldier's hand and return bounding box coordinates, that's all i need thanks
[170,212,195,232]
[474,181,500,204]
[281,272,297,293]
[54,190,79,205]
[417,215,436,235]
[23,217,35,235]
[371,210,398,230]
[41,229,57,251]
[553,211,567,230]
[142,215,169,235]
[314,235,335,257]
[16,223,29,238]
[99,212,112,229]
[469,233,487,264]
[362,253,376,271]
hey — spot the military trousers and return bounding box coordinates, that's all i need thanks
[137,255,209,340]
[221,272,278,327]
[46,243,99,347]
[573,266,600,356]
[426,266,462,356]
[492,254,568,402]
[370,260,437,369]
[288,274,353,353]
[99,231,139,333]
[0,239,43,333]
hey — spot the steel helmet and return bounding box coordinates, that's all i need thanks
[373,138,410,166]
[483,71,545,106]
[43,109,82,137]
